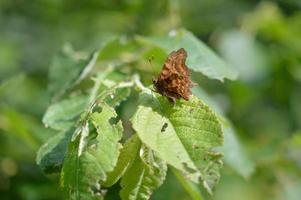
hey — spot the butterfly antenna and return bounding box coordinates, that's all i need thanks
[148,55,156,76]
[147,55,159,106]
[148,55,157,91]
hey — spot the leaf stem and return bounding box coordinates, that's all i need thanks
[172,168,204,200]
[80,78,134,127]
[133,74,150,93]
[89,65,114,104]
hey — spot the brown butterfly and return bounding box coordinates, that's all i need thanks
[153,48,194,103]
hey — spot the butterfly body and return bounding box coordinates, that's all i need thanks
[153,48,194,103]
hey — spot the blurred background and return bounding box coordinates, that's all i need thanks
[0,0,301,199]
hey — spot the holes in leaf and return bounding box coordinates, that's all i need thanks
[93,106,103,113]
[109,117,118,125]
[161,123,168,132]
[90,183,107,196]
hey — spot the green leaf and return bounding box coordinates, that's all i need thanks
[43,69,118,132]
[104,134,141,187]
[191,87,224,116]
[192,86,255,178]
[100,80,132,107]
[42,95,89,131]
[160,95,223,193]
[137,29,238,81]
[131,104,201,183]
[171,168,204,200]
[61,136,104,200]
[106,87,131,107]
[89,75,132,110]
[98,38,138,63]
[48,47,99,99]
[120,146,167,200]
[61,103,122,200]
[200,152,223,194]
[220,121,255,178]
[89,104,123,172]
[131,93,223,192]
[36,129,73,174]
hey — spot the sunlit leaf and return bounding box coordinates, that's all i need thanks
[131,93,223,192]
[103,85,131,107]
[131,104,200,183]
[104,134,141,187]
[137,29,238,81]
[120,146,167,200]
[42,95,89,131]
[61,103,122,199]
[192,86,255,178]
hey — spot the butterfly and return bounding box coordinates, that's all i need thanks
[153,48,194,103]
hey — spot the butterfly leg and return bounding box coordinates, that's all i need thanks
[167,96,176,104]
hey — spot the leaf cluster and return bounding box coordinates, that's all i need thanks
[36,29,235,200]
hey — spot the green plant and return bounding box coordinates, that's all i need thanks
[36,29,238,200]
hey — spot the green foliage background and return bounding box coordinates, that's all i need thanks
[1,0,301,200]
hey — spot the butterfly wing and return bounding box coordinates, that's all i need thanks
[154,48,193,101]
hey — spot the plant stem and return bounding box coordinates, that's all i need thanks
[172,168,205,200]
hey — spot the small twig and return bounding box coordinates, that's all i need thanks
[89,65,114,104]
[133,74,153,95]
[80,79,135,126]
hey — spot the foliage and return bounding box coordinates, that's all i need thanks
[1,0,301,200]
[35,28,229,199]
